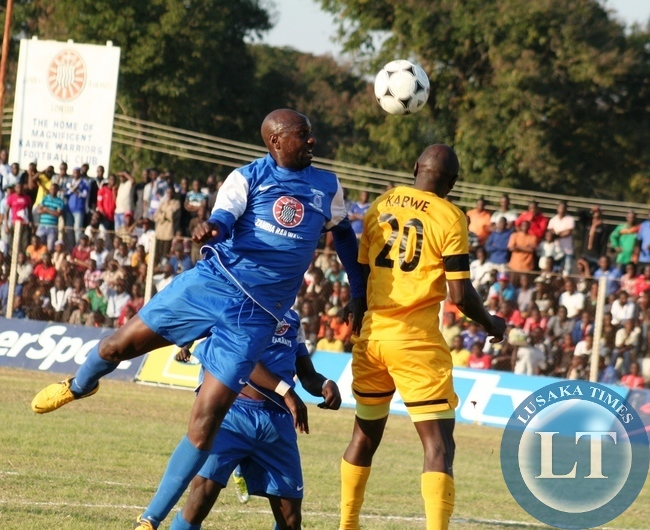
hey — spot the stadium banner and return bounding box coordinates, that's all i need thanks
[0,317,140,380]
[9,38,121,173]
[135,340,204,389]
[294,352,632,429]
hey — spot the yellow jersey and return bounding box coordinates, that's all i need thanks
[358,186,470,340]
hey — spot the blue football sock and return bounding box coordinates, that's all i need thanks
[170,510,202,530]
[142,435,210,527]
[70,345,119,395]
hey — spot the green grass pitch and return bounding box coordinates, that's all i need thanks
[0,368,647,529]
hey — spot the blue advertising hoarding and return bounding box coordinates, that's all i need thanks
[0,317,142,380]
[295,352,631,429]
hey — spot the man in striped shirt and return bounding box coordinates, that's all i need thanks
[36,183,65,251]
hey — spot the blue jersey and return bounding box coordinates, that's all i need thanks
[207,154,349,319]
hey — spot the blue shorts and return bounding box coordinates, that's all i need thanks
[138,256,278,391]
[198,397,303,499]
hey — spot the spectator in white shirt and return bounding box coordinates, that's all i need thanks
[16,251,33,284]
[514,328,547,375]
[613,318,641,373]
[470,246,494,293]
[114,171,135,231]
[153,262,174,293]
[489,193,518,230]
[610,290,638,326]
[0,148,10,193]
[105,279,131,328]
[558,279,585,320]
[573,333,595,358]
[90,237,109,271]
[547,200,575,274]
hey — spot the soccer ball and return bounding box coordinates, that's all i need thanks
[374,59,430,115]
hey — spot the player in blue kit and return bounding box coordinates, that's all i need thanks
[31,109,364,525]
[139,310,341,530]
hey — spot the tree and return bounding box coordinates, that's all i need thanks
[318,0,650,200]
[7,0,272,173]
[247,45,368,159]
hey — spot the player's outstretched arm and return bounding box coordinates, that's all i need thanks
[248,362,309,434]
[448,278,506,342]
[295,355,341,410]
[331,226,367,334]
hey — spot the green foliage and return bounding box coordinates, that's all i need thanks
[247,45,368,158]
[318,0,650,200]
[9,0,272,175]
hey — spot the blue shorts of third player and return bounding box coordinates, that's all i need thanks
[138,255,278,392]
[198,396,304,499]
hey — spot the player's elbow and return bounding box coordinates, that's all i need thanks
[448,280,468,307]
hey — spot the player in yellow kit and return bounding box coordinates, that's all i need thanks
[339,145,506,530]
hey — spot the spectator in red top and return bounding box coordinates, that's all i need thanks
[635,265,650,297]
[6,181,32,252]
[498,300,525,328]
[523,305,547,333]
[621,361,645,389]
[96,173,117,230]
[468,343,492,370]
[33,253,57,286]
[515,200,549,242]
[70,234,92,272]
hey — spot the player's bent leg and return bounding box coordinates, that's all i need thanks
[139,373,238,527]
[340,408,389,530]
[413,418,456,530]
[31,316,171,413]
[268,496,302,530]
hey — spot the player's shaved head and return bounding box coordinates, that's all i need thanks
[261,108,315,170]
[261,109,309,150]
[413,144,459,198]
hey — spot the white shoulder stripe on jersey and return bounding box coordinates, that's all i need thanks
[211,170,249,219]
[325,180,347,230]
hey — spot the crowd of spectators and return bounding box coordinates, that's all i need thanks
[457,194,650,388]
[0,152,220,329]
[0,151,649,388]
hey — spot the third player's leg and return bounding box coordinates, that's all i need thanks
[179,475,225,525]
[268,496,302,530]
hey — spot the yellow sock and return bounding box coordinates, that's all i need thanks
[421,472,455,530]
[339,458,371,530]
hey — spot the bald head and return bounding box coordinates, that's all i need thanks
[260,109,315,170]
[261,109,309,150]
[413,144,459,197]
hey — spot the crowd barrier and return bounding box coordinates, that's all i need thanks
[3,322,646,431]
[0,317,141,379]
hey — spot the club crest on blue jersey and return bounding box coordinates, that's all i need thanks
[310,188,324,211]
[273,197,304,228]
[275,319,291,335]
